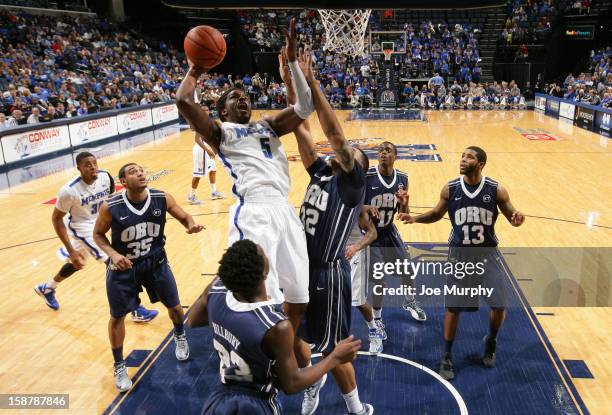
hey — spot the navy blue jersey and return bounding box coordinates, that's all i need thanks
[300,158,365,264]
[365,166,408,246]
[206,279,287,397]
[106,188,167,263]
[447,177,499,247]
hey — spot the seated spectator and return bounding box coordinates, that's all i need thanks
[27,107,41,124]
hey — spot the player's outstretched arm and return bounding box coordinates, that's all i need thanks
[93,202,132,270]
[301,52,354,173]
[186,280,215,328]
[176,66,222,150]
[265,18,314,137]
[399,184,449,224]
[278,50,318,169]
[165,192,205,234]
[345,208,377,260]
[497,184,525,227]
[264,320,361,394]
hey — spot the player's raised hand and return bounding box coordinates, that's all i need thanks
[186,223,205,234]
[397,212,415,224]
[110,253,132,271]
[187,58,206,78]
[283,17,297,62]
[510,211,525,227]
[278,49,291,84]
[297,47,315,83]
[330,335,362,364]
[69,250,86,269]
[345,244,359,260]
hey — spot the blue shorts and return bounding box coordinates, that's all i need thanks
[298,260,352,354]
[105,250,180,318]
[202,385,281,415]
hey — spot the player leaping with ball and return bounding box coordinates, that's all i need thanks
[176,19,313,331]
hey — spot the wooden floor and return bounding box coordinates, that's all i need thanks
[0,110,610,414]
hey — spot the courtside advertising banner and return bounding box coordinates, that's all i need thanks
[574,106,595,131]
[69,116,118,146]
[152,104,179,125]
[545,98,559,116]
[595,110,611,137]
[535,95,546,111]
[1,125,71,163]
[559,102,575,120]
[116,109,153,134]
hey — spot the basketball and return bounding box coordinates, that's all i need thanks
[184,25,226,69]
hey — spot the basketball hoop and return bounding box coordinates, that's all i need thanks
[317,9,372,57]
[383,49,393,62]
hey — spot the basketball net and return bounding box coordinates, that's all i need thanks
[317,9,372,57]
[383,49,393,62]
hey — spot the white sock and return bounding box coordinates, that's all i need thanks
[373,308,382,320]
[342,387,363,414]
[210,183,217,193]
[366,319,376,330]
[189,188,196,197]
[47,280,58,289]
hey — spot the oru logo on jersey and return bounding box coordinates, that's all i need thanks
[287,138,442,162]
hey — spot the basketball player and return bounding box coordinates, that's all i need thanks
[93,163,204,392]
[365,141,426,339]
[188,103,224,205]
[282,50,373,415]
[345,209,385,355]
[399,146,525,380]
[34,152,158,323]
[277,53,382,357]
[176,18,314,331]
[188,239,361,414]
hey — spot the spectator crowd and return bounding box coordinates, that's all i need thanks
[545,47,612,108]
[0,9,183,129]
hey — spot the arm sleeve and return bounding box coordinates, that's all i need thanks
[55,186,75,213]
[337,162,365,208]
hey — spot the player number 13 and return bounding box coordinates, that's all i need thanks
[461,224,485,245]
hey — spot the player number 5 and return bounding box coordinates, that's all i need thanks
[260,137,273,159]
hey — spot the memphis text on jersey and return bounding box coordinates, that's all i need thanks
[80,188,112,207]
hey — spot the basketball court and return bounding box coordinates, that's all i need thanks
[0,109,610,414]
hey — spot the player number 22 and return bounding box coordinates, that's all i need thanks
[213,339,253,382]
[260,137,273,159]
[461,225,485,245]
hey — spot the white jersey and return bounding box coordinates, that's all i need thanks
[55,170,113,234]
[218,119,290,200]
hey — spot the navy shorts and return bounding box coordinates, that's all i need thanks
[370,226,411,279]
[445,247,507,312]
[298,260,352,355]
[202,385,281,415]
[106,250,180,318]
